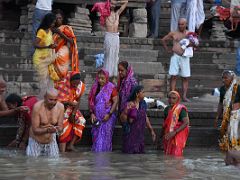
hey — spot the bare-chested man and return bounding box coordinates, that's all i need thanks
[26,88,64,157]
[104,0,128,80]
[161,18,191,102]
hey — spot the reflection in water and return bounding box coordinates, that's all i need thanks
[0,148,239,179]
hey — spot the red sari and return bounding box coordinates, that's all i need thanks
[163,92,189,156]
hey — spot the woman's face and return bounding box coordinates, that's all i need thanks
[168,93,178,106]
[55,13,63,27]
[118,64,127,79]
[137,89,144,101]
[70,79,80,88]
[222,74,233,88]
[98,72,107,87]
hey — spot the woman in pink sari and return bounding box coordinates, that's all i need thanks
[161,91,189,156]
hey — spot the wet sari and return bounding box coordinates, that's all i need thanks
[163,91,189,156]
[88,69,117,152]
[55,71,86,143]
[117,65,137,113]
[122,100,147,154]
[49,25,79,81]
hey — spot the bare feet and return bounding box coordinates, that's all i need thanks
[66,145,78,152]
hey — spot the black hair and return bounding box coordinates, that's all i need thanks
[118,61,129,70]
[70,73,81,81]
[128,85,144,102]
[222,70,234,77]
[53,9,64,18]
[37,13,56,33]
[5,93,22,107]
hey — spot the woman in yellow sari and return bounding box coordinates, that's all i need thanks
[49,9,79,82]
[33,13,57,99]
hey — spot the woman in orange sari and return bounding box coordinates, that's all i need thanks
[161,91,189,156]
[55,71,86,152]
[49,9,79,82]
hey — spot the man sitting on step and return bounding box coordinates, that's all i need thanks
[161,18,194,102]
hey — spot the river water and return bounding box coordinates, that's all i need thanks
[0,148,239,180]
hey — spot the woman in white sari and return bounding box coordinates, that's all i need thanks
[215,70,240,151]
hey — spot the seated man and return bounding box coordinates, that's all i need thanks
[26,88,64,157]
[6,94,38,149]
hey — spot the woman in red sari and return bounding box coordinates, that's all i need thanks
[161,91,189,156]
[55,71,86,152]
[49,9,79,81]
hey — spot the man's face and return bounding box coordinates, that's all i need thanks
[44,94,58,109]
[178,20,186,32]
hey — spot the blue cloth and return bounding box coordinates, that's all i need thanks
[95,53,105,68]
[171,0,187,4]
[149,0,161,37]
[236,46,240,76]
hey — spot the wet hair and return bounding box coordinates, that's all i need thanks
[5,93,22,107]
[222,70,235,78]
[37,13,56,32]
[70,73,81,81]
[128,85,144,102]
[118,61,129,70]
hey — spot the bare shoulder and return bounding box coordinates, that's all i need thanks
[56,102,64,111]
[33,100,43,111]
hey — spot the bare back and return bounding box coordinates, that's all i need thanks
[29,100,64,144]
[105,12,119,33]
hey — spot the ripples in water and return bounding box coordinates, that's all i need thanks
[0,148,239,180]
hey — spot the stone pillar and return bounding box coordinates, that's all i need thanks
[129,8,147,38]
[68,6,92,35]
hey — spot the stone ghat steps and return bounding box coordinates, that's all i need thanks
[0,125,219,147]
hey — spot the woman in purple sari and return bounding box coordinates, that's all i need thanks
[88,69,118,152]
[120,85,156,153]
[117,61,137,114]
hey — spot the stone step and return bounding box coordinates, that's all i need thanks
[82,48,159,58]
[0,21,19,30]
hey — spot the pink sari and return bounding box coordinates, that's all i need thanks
[163,91,189,156]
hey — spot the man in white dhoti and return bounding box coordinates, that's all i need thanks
[26,88,64,157]
[104,0,128,80]
[215,70,240,151]
[186,0,205,35]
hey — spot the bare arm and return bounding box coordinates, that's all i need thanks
[110,96,118,115]
[161,32,174,53]
[0,109,16,117]
[116,0,128,15]
[146,116,154,133]
[33,37,55,49]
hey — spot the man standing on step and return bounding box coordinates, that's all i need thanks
[161,18,191,102]
[146,0,161,38]
[104,0,128,81]
[26,88,64,157]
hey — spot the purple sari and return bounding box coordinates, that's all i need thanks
[118,65,137,113]
[122,100,147,154]
[89,69,117,152]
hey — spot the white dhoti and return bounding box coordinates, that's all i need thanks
[103,32,120,77]
[186,0,205,32]
[26,134,59,157]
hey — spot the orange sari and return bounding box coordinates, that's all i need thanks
[163,91,189,156]
[49,25,79,81]
[55,72,85,143]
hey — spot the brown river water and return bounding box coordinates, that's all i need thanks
[0,148,239,180]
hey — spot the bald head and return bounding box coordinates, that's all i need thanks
[178,18,187,32]
[45,88,58,97]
